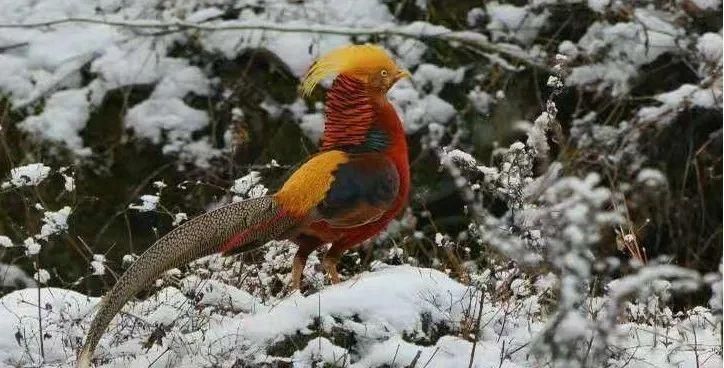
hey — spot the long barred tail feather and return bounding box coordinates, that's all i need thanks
[77,196,298,368]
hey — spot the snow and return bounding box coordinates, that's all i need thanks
[230,171,267,201]
[23,237,41,256]
[0,288,97,366]
[172,138,222,169]
[172,213,188,226]
[0,263,35,288]
[638,83,722,123]
[636,168,667,187]
[557,40,578,57]
[390,38,427,68]
[688,0,722,10]
[440,148,477,168]
[292,337,349,366]
[0,55,34,100]
[299,112,325,143]
[8,163,51,187]
[61,172,75,192]
[128,194,160,212]
[527,111,555,160]
[587,0,611,13]
[0,236,13,248]
[20,88,91,154]
[485,3,550,45]
[152,181,166,190]
[152,64,210,99]
[389,83,456,133]
[200,0,395,77]
[231,172,262,196]
[34,269,50,284]
[185,7,224,23]
[467,87,494,114]
[25,24,117,71]
[126,98,208,145]
[0,262,716,367]
[697,32,723,63]
[38,206,72,240]
[568,9,687,95]
[412,64,464,94]
[90,254,106,276]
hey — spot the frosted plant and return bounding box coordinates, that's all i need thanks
[529,173,623,366]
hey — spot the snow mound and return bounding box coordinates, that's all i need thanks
[0,262,719,367]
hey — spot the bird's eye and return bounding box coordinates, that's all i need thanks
[380,69,388,77]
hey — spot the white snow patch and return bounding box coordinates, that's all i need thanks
[389,82,456,133]
[412,64,464,94]
[90,254,106,275]
[291,337,349,366]
[172,213,188,226]
[23,237,41,256]
[467,87,494,115]
[587,0,611,13]
[129,195,160,212]
[636,168,667,187]
[485,2,550,45]
[38,206,72,240]
[688,0,722,10]
[8,163,51,187]
[126,98,208,145]
[696,32,723,63]
[0,236,12,248]
[231,171,267,201]
[20,88,91,153]
[34,268,51,284]
[0,263,35,288]
[568,9,687,95]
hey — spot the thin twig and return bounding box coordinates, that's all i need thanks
[406,350,422,368]
[36,265,45,361]
[467,290,485,368]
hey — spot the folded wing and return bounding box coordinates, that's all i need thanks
[318,153,399,228]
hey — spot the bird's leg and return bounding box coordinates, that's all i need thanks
[291,235,322,290]
[291,253,309,290]
[323,244,345,284]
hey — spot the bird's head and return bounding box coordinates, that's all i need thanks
[301,44,410,97]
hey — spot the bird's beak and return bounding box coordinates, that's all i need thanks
[395,70,412,82]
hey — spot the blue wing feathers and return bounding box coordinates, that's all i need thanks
[318,154,399,222]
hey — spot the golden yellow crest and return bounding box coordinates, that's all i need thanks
[300,44,397,96]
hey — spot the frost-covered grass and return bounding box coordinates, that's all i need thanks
[0,0,722,367]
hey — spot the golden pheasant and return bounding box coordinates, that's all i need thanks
[77,44,410,367]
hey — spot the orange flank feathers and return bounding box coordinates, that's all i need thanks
[274,150,350,216]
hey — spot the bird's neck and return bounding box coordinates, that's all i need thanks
[322,75,407,157]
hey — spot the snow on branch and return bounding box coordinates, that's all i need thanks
[0,18,547,71]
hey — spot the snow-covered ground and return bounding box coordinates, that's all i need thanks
[0,253,720,367]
